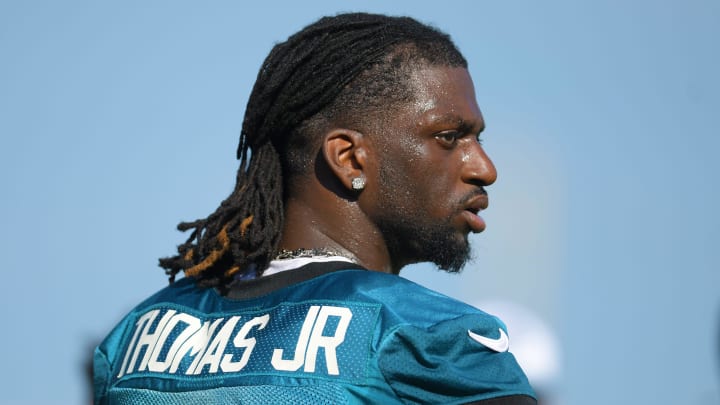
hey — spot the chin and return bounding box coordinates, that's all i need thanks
[379,214,471,273]
[430,241,470,274]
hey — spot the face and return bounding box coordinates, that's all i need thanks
[362,66,497,273]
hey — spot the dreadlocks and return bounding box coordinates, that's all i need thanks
[159,12,467,291]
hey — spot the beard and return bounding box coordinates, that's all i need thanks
[374,164,471,273]
[377,214,471,273]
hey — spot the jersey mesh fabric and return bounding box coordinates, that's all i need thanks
[109,383,346,404]
[95,266,535,404]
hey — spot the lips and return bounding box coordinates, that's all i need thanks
[461,193,488,233]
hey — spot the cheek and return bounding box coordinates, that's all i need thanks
[378,141,457,213]
[396,140,425,168]
[426,178,456,213]
[379,140,424,180]
[403,146,454,196]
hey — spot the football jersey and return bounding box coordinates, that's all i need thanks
[94,261,535,404]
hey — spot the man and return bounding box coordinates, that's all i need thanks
[94,13,536,404]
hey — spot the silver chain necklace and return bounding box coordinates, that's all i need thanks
[274,248,355,261]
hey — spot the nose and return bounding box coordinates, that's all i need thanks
[462,142,497,186]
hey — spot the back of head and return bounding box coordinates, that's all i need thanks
[160,12,467,291]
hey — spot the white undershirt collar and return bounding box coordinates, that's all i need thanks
[262,255,354,277]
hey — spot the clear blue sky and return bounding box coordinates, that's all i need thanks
[1,1,718,404]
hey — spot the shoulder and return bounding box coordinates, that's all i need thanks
[136,277,213,308]
[94,277,220,367]
[307,269,494,327]
[314,271,535,404]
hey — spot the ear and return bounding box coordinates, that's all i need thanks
[321,128,369,192]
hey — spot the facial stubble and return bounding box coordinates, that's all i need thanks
[374,162,470,273]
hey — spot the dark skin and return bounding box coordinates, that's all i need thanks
[257,68,533,404]
[280,66,497,274]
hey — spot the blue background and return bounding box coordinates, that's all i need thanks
[1,1,718,403]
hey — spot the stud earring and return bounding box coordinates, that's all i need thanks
[351,176,366,190]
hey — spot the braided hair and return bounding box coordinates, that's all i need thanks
[159,12,467,291]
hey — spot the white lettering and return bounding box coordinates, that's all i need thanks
[304,306,352,375]
[120,309,178,376]
[115,305,354,378]
[118,309,159,378]
[137,310,177,372]
[164,318,221,374]
[271,305,320,371]
[221,314,270,372]
[190,316,241,374]
[147,312,201,372]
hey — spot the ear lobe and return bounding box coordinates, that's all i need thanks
[322,128,368,191]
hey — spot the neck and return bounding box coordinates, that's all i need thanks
[279,193,397,274]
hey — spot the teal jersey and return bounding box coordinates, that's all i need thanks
[94,263,535,404]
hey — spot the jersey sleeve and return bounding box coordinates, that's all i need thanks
[93,307,138,405]
[93,346,111,405]
[377,313,535,404]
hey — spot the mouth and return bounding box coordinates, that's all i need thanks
[461,193,489,233]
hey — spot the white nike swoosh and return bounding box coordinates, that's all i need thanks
[468,328,509,352]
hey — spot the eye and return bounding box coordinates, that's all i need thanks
[434,131,461,147]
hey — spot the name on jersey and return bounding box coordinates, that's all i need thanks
[116,303,377,381]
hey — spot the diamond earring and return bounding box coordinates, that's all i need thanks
[351,177,366,190]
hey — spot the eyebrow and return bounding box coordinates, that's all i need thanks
[432,114,485,134]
